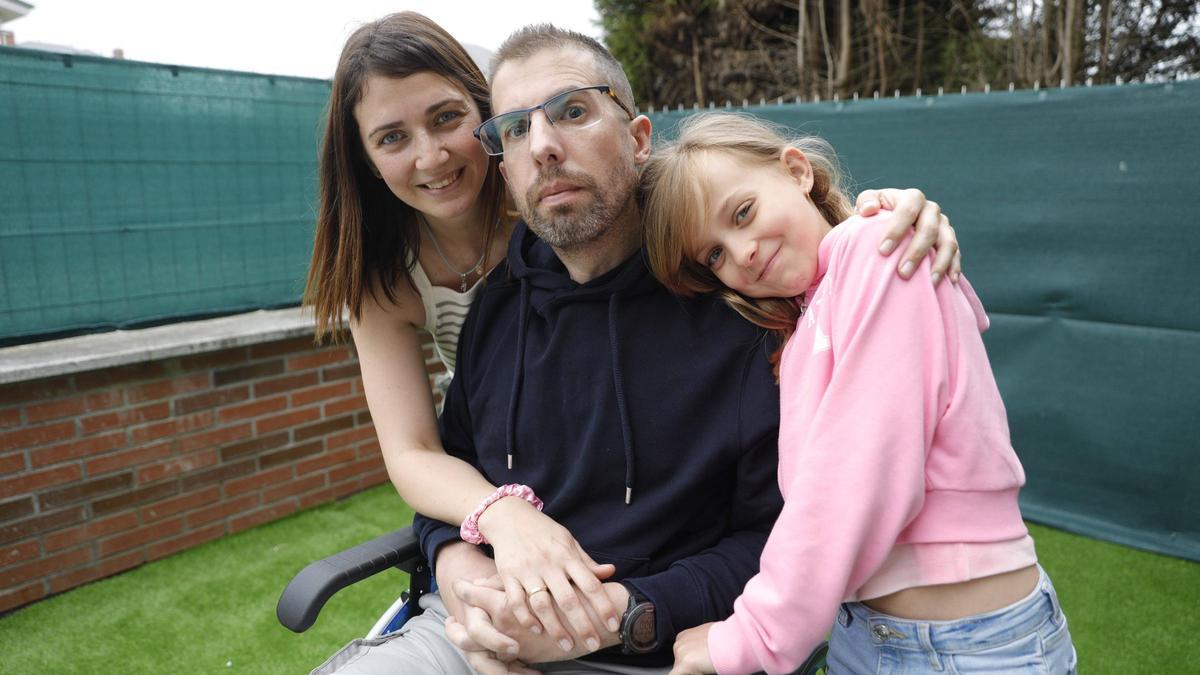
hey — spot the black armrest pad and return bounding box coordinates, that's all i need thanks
[276,526,422,633]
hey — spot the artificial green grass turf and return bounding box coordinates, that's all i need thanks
[0,487,1194,673]
[0,486,413,674]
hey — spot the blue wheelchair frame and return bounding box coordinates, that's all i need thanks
[276,525,827,673]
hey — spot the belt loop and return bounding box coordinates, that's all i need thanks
[1040,571,1064,625]
[918,623,944,671]
[837,603,852,627]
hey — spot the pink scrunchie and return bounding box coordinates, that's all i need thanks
[460,484,544,545]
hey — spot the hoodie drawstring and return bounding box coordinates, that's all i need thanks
[608,294,636,504]
[505,280,530,471]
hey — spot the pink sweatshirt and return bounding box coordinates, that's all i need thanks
[707,213,1034,675]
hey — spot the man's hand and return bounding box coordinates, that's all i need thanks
[857,188,961,285]
[479,497,620,649]
[668,622,717,675]
[448,577,626,666]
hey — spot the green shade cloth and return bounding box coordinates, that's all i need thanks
[1,45,1196,561]
[0,47,328,340]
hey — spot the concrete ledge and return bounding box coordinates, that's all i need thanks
[0,307,319,385]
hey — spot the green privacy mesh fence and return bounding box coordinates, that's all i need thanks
[2,44,1196,560]
[652,80,1200,561]
[0,47,328,342]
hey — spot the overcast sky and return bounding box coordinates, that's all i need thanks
[5,0,604,79]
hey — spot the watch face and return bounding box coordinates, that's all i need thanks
[631,609,656,647]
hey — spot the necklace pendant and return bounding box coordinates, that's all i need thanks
[460,277,469,293]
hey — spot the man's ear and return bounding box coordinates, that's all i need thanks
[630,115,653,164]
[498,160,508,183]
[780,146,814,193]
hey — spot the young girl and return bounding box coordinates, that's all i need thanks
[642,113,1077,674]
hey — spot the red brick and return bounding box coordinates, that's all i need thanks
[329,476,365,501]
[85,441,173,476]
[92,481,179,516]
[2,545,92,587]
[174,385,250,415]
[0,497,34,523]
[213,360,285,387]
[148,522,225,561]
[44,511,140,552]
[324,394,368,418]
[136,449,219,484]
[0,407,22,428]
[186,493,259,528]
[80,402,170,434]
[140,485,221,522]
[330,456,384,485]
[228,500,298,534]
[98,516,183,556]
[253,372,319,398]
[38,472,133,510]
[356,410,373,426]
[130,411,213,445]
[260,441,323,470]
[296,447,356,476]
[0,464,83,499]
[176,347,248,372]
[0,506,86,545]
[356,440,381,458]
[0,420,76,452]
[48,549,144,594]
[263,474,326,504]
[291,381,353,408]
[126,373,209,404]
[178,459,255,492]
[84,389,125,411]
[0,375,72,406]
[2,538,41,566]
[75,362,170,391]
[30,431,125,467]
[255,407,320,434]
[294,415,354,442]
[361,468,389,488]
[321,363,361,383]
[176,422,252,453]
[250,336,320,360]
[287,348,350,372]
[218,432,289,462]
[0,451,25,475]
[225,465,293,497]
[25,396,87,424]
[326,425,376,451]
[0,582,47,614]
[299,485,338,509]
[218,396,287,423]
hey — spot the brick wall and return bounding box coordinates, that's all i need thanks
[0,332,444,614]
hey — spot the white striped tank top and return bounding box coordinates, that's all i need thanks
[410,260,482,377]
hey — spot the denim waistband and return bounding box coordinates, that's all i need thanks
[837,565,1063,655]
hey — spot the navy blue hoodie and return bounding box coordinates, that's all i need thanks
[414,222,783,665]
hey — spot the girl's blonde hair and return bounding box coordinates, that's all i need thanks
[642,112,854,370]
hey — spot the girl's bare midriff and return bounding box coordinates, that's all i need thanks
[862,564,1040,621]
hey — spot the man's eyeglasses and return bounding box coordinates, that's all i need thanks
[473,85,635,156]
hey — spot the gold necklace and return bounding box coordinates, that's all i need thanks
[420,217,487,292]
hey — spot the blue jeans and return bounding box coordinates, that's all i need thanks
[827,566,1077,674]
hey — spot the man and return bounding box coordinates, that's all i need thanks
[317,24,957,675]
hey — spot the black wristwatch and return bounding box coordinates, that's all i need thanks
[618,585,658,654]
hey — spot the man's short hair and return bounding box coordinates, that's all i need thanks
[490,24,637,114]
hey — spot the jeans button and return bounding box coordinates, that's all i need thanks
[872,624,891,642]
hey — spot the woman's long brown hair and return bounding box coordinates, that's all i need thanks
[303,12,505,342]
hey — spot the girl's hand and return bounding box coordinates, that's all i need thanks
[478,497,619,656]
[856,187,962,285]
[669,623,717,675]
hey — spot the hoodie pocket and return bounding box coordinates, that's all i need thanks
[586,549,651,578]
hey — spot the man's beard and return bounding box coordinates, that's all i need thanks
[519,163,636,252]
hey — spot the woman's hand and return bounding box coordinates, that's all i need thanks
[478,498,619,655]
[669,623,717,675]
[857,187,961,285]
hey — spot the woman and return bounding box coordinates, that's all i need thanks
[303,12,621,648]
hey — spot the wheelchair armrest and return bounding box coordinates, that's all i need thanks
[276,526,423,633]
